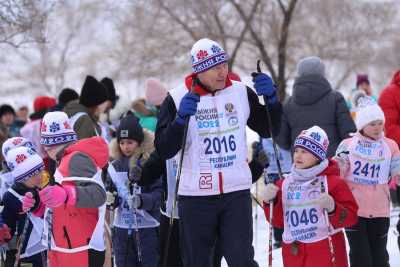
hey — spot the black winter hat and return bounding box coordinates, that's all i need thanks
[58,88,79,105]
[79,75,109,108]
[100,77,119,105]
[0,104,16,118]
[117,113,144,144]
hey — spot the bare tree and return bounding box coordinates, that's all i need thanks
[1,0,398,101]
[229,0,298,100]
[7,0,106,95]
[0,0,53,47]
[108,0,300,99]
[293,0,397,92]
[107,0,263,84]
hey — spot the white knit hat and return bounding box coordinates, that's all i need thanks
[355,103,385,131]
[294,126,329,161]
[2,137,35,158]
[6,146,44,183]
[190,38,228,74]
[40,111,77,147]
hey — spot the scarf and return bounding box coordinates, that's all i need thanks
[290,159,329,182]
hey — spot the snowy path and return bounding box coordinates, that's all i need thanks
[222,205,400,267]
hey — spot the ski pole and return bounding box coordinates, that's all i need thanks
[46,172,56,253]
[254,60,283,267]
[126,179,143,265]
[255,60,284,180]
[14,212,31,267]
[132,183,142,263]
[161,78,198,267]
[103,164,118,267]
[320,181,336,267]
[266,173,274,267]
[125,155,145,265]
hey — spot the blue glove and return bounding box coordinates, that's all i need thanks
[176,92,200,125]
[252,73,277,104]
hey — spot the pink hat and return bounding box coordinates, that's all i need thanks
[145,78,168,106]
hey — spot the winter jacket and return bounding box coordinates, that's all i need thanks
[335,132,400,218]
[1,183,34,246]
[64,101,101,140]
[155,75,282,161]
[50,137,108,252]
[378,70,400,145]
[264,160,358,267]
[277,74,356,157]
[108,130,162,224]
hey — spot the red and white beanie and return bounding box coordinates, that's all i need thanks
[40,111,77,147]
[191,38,228,74]
[294,126,329,161]
[2,137,35,158]
[6,146,44,183]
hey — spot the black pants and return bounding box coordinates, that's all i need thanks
[274,227,283,243]
[89,249,105,267]
[212,238,259,267]
[345,217,390,267]
[159,213,183,267]
[179,190,257,267]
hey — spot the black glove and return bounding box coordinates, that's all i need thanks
[129,165,142,183]
[256,149,269,167]
[252,141,269,168]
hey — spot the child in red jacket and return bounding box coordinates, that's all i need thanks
[22,111,108,267]
[262,126,358,267]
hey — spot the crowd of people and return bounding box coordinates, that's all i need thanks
[0,37,398,267]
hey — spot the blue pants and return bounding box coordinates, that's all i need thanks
[113,227,159,267]
[179,189,257,267]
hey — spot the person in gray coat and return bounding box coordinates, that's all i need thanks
[277,56,356,157]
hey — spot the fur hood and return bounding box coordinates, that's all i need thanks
[109,128,154,165]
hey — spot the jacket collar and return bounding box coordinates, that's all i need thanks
[184,73,233,96]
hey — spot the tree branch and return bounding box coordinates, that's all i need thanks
[276,0,286,14]
[277,0,298,99]
[157,0,198,41]
[229,0,261,70]
[229,0,277,81]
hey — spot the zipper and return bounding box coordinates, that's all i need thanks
[63,226,72,249]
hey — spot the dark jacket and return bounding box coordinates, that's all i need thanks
[277,74,356,157]
[1,183,38,254]
[155,78,282,160]
[64,101,101,140]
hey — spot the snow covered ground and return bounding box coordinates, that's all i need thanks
[222,204,400,267]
